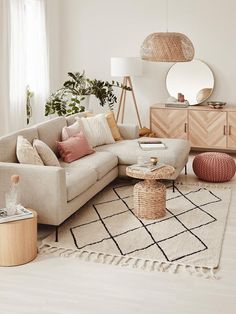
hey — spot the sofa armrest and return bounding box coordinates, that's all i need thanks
[117,123,139,140]
[0,162,67,225]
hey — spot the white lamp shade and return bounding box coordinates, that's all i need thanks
[110,57,142,77]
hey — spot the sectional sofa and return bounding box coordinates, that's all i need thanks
[0,113,190,233]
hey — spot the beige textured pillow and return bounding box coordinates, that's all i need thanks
[33,139,60,167]
[76,114,115,147]
[16,136,44,165]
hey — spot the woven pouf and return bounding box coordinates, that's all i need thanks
[193,152,236,182]
[133,180,166,219]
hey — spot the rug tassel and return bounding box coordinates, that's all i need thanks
[209,267,218,280]
[152,261,158,271]
[150,261,156,272]
[39,242,220,280]
[85,251,94,261]
[109,255,116,265]
[96,252,102,262]
[141,259,148,270]
[163,262,171,272]
[121,257,132,267]
[102,254,109,263]
[158,262,164,272]
[172,263,179,274]
[133,258,140,268]
[116,256,123,265]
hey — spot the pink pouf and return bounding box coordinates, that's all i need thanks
[193,152,236,182]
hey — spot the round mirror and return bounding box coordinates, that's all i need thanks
[166,59,214,105]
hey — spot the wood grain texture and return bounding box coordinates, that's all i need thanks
[150,105,236,151]
[189,110,227,148]
[151,108,188,139]
[0,210,37,266]
[227,111,236,149]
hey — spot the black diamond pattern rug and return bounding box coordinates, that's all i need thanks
[41,180,231,277]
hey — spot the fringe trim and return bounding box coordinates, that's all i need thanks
[174,180,231,190]
[39,241,219,280]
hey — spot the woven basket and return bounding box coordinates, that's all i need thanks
[134,180,166,219]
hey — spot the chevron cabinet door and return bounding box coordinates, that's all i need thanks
[227,112,236,149]
[189,110,227,148]
[151,108,188,139]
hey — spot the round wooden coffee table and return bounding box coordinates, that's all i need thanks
[126,165,175,219]
[0,210,37,266]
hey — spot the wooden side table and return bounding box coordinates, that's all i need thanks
[126,166,175,219]
[0,210,37,266]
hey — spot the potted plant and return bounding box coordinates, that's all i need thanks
[45,71,131,116]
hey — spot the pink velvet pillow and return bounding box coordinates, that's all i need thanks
[57,132,94,163]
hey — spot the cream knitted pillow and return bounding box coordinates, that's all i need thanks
[76,114,115,147]
[16,136,43,165]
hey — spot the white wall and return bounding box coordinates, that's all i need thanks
[48,0,236,127]
[0,0,10,135]
[45,0,62,92]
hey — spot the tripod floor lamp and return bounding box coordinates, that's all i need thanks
[110,57,142,128]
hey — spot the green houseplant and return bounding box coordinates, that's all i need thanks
[45,72,131,116]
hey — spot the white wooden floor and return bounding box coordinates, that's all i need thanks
[1,154,236,314]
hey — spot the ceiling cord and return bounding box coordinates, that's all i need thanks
[166,0,169,32]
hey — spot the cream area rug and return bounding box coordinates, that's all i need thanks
[40,180,231,278]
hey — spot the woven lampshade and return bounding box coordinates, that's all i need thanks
[140,32,194,62]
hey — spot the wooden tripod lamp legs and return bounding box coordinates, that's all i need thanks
[116,76,142,128]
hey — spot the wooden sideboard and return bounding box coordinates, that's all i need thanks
[150,104,236,151]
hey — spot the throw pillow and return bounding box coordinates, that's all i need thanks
[105,111,123,141]
[76,114,115,147]
[61,120,80,141]
[75,112,122,141]
[57,132,94,163]
[33,139,60,167]
[16,136,44,165]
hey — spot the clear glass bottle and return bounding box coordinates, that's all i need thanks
[5,175,20,216]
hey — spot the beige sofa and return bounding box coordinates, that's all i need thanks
[0,113,190,230]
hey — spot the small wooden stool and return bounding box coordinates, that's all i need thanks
[0,210,37,266]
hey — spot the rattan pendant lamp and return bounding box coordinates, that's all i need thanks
[140,0,194,62]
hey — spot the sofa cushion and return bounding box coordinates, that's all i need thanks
[37,117,66,154]
[64,167,97,201]
[95,138,190,170]
[60,151,118,180]
[17,136,44,165]
[0,126,39,163]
